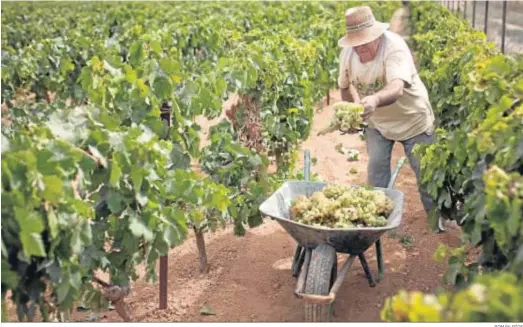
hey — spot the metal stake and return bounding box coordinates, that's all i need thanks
[304,150,310,181]
[484,0,489,35]
[501,0,508,53]
[472,0,476,28]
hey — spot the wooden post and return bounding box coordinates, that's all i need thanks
[159,256,168,309]
[159,102,171,310]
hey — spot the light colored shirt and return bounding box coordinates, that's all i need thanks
[337,31,434,141]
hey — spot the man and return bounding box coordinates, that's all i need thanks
[336,6,446,231]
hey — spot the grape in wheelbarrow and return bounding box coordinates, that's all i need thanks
[317,101,365,136]
[290,183,394,228]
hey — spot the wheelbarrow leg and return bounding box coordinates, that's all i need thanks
[376,239,384,281]
[292,245,305,277]
[370,157,405,282]
[358,253,376,287]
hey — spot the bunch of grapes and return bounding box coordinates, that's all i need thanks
[290,184,394,228]
[317,101,365,136]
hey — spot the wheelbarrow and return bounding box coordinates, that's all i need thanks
[259,150,406,322]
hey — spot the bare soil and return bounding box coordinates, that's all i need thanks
[83,90,462,323]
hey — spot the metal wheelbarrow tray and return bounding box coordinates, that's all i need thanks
[258,154,406,322]
[259,181,404,255]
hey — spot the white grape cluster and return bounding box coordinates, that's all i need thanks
[335,102,364,132]
[318,102,365,136]
[290,184,394,228]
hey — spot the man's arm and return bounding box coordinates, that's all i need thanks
[341,88,352,102]
[341,84,361,103]
[360,79,405,120]
[373,79,405,107]
[360,45,414,120]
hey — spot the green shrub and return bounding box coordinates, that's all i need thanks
[382,1,523,322]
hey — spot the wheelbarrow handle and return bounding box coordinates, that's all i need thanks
[387,156,407,189]
[304,150,311,181]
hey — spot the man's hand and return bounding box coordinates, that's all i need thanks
[360,95,380,121]
[358,79,406,121]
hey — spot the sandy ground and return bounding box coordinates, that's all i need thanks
[73,89,462,323]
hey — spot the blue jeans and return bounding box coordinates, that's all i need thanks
[365,127,434,214]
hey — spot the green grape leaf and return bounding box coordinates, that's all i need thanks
[106,191,123,214]
[159,58,181,75]
[20,233,46,258]
[153,76,173,99]
[129,213,154,241]
[169,144,190,169]
[129,41,145,67]
[150,40,162,54]
[1,259,20,288]
[131,166,144,192]
[56,281,71,304]
[109,160,122,187]
[42,176,64,204]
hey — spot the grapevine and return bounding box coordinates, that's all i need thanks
[379,1,523,323]
[408,1,523,280]
[224,94,265,153]
[381,272,523,322]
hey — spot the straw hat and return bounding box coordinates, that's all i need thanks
[338,6,390,47]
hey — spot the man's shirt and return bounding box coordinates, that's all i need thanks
[338,31,435,141]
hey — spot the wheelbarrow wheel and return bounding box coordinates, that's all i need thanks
[304,244,337,322]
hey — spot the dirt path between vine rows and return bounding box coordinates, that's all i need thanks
[85,90,462,323]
